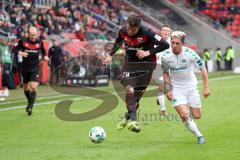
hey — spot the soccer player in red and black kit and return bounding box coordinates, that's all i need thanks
[103,14,169,132]
[13,26,49,115]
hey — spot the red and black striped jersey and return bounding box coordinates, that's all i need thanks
[13,38,46,72]
[109,26,169,64]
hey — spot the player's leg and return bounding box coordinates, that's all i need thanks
[117,71,138,131]
[24,82,31,114]
[22,71,32,114]
[28,81,38,114]
[187,89,204,144]
[190,108,202,119]
[172,88,204,144]
[27,71,39,115]
[126,71,152,132]
[117,84,140,132]
[175,105,204,144]
[152,65,167,114]
[125,84,141,132]
[157,82,167,115]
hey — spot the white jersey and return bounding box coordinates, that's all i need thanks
[156,38,171,64]
[161,46,204,89]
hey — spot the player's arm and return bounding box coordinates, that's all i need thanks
[149,32,170,54]
[200,67,210,98]
[137,30,169,59]
[191,51,210,98]
[12,39,28,57]
[103,31,123,65]
[40,41,49,61]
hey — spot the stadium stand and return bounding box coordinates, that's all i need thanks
[1,0,127,41]
[170,0,240,38]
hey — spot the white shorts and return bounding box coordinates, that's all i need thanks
[172,87,201,108]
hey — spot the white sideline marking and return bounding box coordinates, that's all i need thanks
[0,92,116,112]
[0,94,71,105]
[0,75,239,112]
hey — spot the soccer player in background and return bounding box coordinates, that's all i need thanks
[103,14,169,133]
[161,31,210,144]
[153,25,172,115]
[12,26,49,115]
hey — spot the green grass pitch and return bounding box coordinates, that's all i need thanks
[0,72,240,160]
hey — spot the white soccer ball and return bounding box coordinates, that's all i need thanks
[89,126,106,143]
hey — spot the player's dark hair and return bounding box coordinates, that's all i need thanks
[127,14,141,28]
[161,25,171,29]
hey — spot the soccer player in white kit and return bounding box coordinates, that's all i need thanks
[155,25,172,115]
[161,31,210,144]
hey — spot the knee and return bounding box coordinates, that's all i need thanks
[126,85,134,95]
[30,84,38,91]
[193,113,201,119]
[180,112,189,122]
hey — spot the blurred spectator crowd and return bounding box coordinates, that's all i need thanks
[0,0,128,41]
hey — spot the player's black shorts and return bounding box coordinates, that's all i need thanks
[22,71,39,84]
[120,70,153,91]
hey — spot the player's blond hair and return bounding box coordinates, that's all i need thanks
[171,31,186,43]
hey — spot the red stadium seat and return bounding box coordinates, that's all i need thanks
[212,4,219,10]
[234,19,240,25]
[235,14,240,20]
[231,25,239,31]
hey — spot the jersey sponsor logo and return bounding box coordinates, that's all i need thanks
[170,66,187,71]
[126,47,143,51]
[24,49,38,53]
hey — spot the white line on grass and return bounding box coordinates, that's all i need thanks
[0,94,72,105]
[0,92,116,112]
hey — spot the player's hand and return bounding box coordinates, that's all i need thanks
[166,91,173,101]
[44,56,49,62]
[19,51,28,58]
[137,50,150,59]
[103,55,112,65]
[203,87,210,98]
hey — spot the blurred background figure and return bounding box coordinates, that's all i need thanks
[215,47,222,71]
[203,48,211,72]
[225,46,235,70]
[48,39,63,84]
[228,46,235,70]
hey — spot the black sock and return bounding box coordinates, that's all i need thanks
[29,91,37,108]
[24,90,31,104]
[129,110,137,121]
[124,112,130,120]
